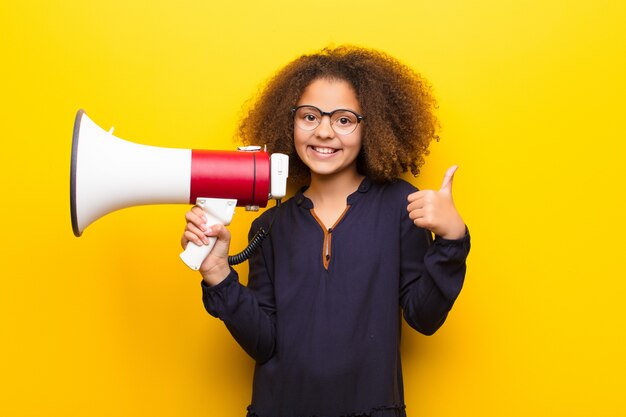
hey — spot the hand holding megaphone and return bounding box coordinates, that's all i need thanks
[181,205,233,285]
[179,197,235,270]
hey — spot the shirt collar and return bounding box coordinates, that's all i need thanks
[295,177,371,209]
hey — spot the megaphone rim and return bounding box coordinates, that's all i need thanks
[70,109,84,237]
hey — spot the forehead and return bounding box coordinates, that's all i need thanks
[297,78,361,112]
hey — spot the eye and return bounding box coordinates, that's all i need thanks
[333,111,357,126]
[337,116,352,126]
[295,106,321,125]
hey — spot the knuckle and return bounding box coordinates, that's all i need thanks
[425,190,437,201]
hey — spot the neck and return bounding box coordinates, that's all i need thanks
[305,170,365,205]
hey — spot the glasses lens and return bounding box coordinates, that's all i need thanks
[331,111,359,134]
[294,106,321,131]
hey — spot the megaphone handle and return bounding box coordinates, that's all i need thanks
[180,237,217,271]
[179,198,237,270]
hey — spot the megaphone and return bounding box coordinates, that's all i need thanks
[70,109,288,270]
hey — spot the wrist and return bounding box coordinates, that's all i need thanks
[439,220,466,240]
[201,264,231,286]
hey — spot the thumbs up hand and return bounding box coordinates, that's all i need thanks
[407,166,466,240]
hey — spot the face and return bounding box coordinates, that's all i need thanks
[294,78,363,180]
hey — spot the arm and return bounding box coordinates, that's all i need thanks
[183,207,277,363]
[401,166,470,334]
[399,223,470,335]
[202,217,276,363]
[201,261,277,363]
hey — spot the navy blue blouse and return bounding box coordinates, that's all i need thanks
[202,178,470,417]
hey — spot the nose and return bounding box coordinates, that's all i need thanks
[314,115,335,139]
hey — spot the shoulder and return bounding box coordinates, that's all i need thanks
[385,178,419,193]
[349,178,417,220]
[366,178,418,199]
[251,193,300,229]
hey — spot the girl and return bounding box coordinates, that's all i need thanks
[182,46,470,417]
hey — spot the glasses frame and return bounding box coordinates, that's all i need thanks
[291,105,365,135]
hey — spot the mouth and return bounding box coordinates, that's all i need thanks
[310,146,339,155]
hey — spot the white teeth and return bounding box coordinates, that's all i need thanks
[313,146,337,154]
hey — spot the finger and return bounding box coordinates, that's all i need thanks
[409,188,440,208]
[208,224,231,241]
[407,190,426,203]
[185,209,208,231]
[190,221,213,239]
[407,200,424,213]
[184,225,210,246]
[182,231,203,249]
[191,205,206,217]
[203,225,232,262]
[407,207,426,221]
[439,165,458,194]
[412,216,432,230]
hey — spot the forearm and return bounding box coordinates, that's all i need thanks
[401,228,470,335]
[201,270,276,363]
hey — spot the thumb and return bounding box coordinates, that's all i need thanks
[439,165,458,194]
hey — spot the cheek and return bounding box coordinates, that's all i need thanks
[348,134,363,153]
[293,131,308,158]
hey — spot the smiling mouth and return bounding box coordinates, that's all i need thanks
[311,146,338,154]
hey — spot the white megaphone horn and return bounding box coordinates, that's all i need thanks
[70,109,288,270]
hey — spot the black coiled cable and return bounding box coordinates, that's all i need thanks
[228,228,269,265]
[227,200,281,266]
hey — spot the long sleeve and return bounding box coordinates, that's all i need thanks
[399,203,471,335]
[201,217,277,363]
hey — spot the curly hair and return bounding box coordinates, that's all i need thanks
[238,45,440,184]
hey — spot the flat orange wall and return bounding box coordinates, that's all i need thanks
[1,1,625,416]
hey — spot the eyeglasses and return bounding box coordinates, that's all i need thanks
[291,105,365,135]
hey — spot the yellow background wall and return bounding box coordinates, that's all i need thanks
[1,1,624,416]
